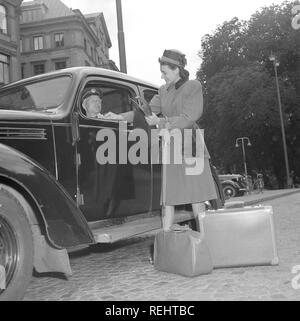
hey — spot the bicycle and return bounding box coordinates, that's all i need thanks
[252,173,264,193]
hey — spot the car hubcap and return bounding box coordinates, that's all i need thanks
[224,187,235,199]
[226,189,233,196]
[0,216,18,294]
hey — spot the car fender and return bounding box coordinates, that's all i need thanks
[221,180,240,190]
[0,143,94,249]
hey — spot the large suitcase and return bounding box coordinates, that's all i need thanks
[200,205,279,268]
[154,226,213,277]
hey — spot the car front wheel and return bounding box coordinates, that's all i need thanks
[222,184,237,199]
[0,186,34,301]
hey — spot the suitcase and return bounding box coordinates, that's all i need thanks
[154,225,213,277]
[200,205,279,268]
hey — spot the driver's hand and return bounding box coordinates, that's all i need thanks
[102,112,125,120]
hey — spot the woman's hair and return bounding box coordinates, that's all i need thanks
[160,61,190,82]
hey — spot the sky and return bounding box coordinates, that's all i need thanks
[33,0,288,85]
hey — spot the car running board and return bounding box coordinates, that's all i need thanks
[91,210,194,243]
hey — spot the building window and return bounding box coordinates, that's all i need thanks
[20,38,23,53]
[33,63,45,75]
[0,53,9,85]
[21,63,26,79]
[0,5,7,35]
[55,61,66,70]
[54,33,64,47]
[33,36,44,50]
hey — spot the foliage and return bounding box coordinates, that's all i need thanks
[197,1,300,187]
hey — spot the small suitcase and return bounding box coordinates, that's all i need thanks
[200,205,279,268]
[154,225,213,277]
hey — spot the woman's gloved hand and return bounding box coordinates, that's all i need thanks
[145,112,161,126]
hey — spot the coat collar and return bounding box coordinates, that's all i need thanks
[166,78,188,91]
[175,78,188,89]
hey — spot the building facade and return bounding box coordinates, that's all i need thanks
[20,0,117,79]
[0,0,22,86]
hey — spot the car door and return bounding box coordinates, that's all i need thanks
[76,77,152,222]
[138,85,162,212]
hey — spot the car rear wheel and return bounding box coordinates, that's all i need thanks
[0,186,33,301]
[222,184,237,199]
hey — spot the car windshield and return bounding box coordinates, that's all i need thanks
[0,76,72,111]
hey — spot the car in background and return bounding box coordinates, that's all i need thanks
[218,174,248,199]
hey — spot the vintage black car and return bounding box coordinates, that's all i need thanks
[0,67,223,300]
[218,174,248,199]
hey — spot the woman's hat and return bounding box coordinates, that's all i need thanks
[158,49,187,68]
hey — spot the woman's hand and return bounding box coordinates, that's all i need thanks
[145,112,161,126]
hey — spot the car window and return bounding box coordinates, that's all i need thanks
[0,76,72,111]
[80,82,135,119]
[142,89,158,103]
[139,87,160,114]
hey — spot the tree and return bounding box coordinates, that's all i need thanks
[246,1,300,94]
[198,17,248,86]
[197,1,300,187]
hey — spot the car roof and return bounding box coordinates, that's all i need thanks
[0,67,159,91]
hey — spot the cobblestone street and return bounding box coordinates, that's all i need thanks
[23,190,300,301]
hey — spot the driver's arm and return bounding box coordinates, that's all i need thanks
[119,110,134,122]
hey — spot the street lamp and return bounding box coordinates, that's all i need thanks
[235,137,251,193]
[116,0,127,73]
[269,52,291,188]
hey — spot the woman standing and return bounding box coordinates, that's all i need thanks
[146,49,217,231]
[105,49,217,231]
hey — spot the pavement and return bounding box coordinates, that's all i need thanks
[22,188,300,301]
[226,188,300,206]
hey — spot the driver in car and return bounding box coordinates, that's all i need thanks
[82,88,105,118]
[82,87,127,120]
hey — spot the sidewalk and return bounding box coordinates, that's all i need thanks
[225,188,300,206]
[23,189,300,301]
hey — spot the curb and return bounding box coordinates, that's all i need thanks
[237,189,300,206]
[135,189,300,240]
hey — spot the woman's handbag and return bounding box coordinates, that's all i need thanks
[153,224,213,277]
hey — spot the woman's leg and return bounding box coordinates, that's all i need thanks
[162,205,175,231]
[192,202,206,232]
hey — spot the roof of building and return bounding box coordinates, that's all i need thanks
[20,0,111,45]
[84,12,112,48]
[21,0,74,22]
[84,13,101,19]
[5,0,23,6]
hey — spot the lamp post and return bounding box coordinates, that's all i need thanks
[269,53,291,188]
[116,0,127,73]
[235,137,251,193]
